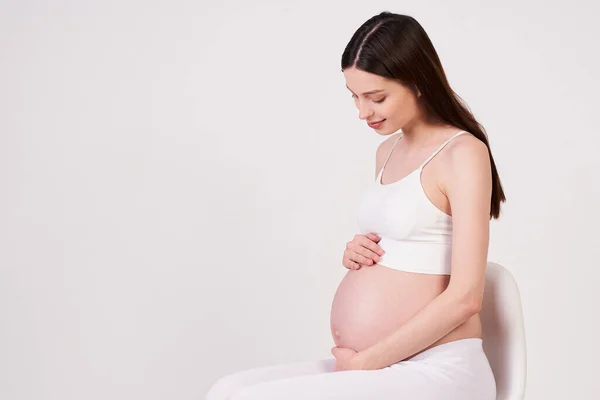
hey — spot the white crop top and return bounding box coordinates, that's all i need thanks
[355,130,468,275]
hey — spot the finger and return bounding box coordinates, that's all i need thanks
[366,232,381,242]
[343,251,361,270]
[357,236,385,260]
[344,248,368,270]
[342,258,352,270]
[359,235,384,255]
[348,242,379,266]
[342,250,354,270]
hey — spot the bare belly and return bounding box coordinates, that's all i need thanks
[329,264,482,353]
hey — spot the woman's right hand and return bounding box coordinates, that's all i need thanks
[342,233,385,270]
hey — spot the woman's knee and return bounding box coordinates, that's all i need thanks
[228,384,274,400]
[204,371,246,400]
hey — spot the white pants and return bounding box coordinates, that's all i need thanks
[204,338,496,400]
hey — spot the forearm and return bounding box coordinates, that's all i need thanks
[356,289,479,370]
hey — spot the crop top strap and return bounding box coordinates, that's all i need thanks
[419,130,468,169]
[380,133,403,174]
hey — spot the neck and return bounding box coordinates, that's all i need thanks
[400,118,453,148]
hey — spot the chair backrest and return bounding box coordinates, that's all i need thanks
[480,262,527,400]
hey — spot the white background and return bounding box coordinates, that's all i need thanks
[1,1,598,399]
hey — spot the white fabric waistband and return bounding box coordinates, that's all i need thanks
[406,338,484,362]
[376,237,452,275]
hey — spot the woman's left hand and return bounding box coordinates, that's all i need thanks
[330,346,364,371]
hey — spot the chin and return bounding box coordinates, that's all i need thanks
[382,126,400,135]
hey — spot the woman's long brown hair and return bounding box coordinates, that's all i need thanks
[342,12,506,219]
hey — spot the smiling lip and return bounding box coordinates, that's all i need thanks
[368,119,385,128]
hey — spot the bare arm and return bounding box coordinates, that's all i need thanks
[355,137,493,370]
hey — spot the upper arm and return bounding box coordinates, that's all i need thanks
[443,137,492,310]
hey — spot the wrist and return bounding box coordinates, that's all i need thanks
[355,348,379,370]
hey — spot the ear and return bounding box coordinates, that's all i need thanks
[412,83,421,97]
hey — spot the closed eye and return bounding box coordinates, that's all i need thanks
[351,94,386,104]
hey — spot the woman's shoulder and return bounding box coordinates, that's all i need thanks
[423,129,489,189]
[442,131,492,191]
[444,130,488,163]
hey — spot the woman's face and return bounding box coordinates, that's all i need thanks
[343,66,421,135]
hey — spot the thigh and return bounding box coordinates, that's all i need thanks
[228,361,494,400]
[227,365,451,400]
[204,358,336,400]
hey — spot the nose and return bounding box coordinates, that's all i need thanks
[357,101,374,120]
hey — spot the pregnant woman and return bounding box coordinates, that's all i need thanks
[205,11,505,400]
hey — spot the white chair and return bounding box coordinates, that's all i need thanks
[480,262,528,400]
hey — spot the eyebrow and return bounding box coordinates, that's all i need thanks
[346,85,385,95]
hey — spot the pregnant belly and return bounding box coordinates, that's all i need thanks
[330,264,450,352]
